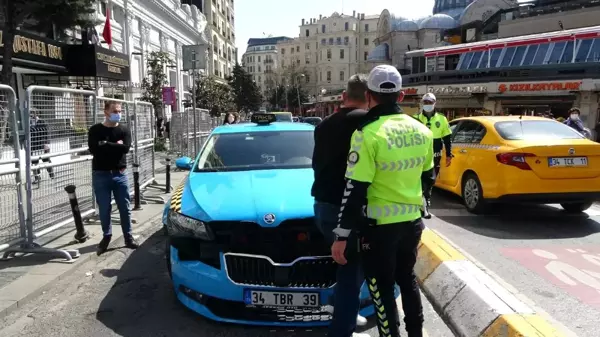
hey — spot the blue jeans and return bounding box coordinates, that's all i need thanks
[314,202,364,337]
[92,170,132,237]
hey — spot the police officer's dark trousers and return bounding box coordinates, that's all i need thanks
[359,219,425,337]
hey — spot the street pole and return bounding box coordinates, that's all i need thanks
[191,69,197,156]
[296,85,301,115]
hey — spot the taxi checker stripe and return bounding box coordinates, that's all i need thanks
[375,156,426,171]
[169,183,185,212]
[453,142,501,150]
[367,204,420,218]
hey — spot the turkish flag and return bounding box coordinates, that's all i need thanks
[102,5,112,46]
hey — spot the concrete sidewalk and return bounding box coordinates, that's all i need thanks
[0,165,188,319]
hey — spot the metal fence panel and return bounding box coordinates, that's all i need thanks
[134,101,155,188]
[25,86,97,238]
[169,111,187,156]
[0,85,25,251]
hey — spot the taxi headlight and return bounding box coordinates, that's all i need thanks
[167,211,213,240]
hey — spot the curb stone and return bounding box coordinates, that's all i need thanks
[415,228,567,337]
[0,212,164,320]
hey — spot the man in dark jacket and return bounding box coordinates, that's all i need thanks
[30,108,54,183]
[311,74,370,337]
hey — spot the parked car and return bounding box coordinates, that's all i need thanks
[435,116,600,213]
[165,113,382,326]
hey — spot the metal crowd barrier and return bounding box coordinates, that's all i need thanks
[0,85,161,262]
[169,108,214,158]
[0,85,26,253]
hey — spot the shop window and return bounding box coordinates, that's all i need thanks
[458,52,474,70]
[575,39,593,62]
[510,46,527,66]
[468,51,482,69]
[521,44,538,65]
[532,43,550,65]
[489,48,502,67]
[477,50,488,68]
[547,41,565,64]
[586,38,600,62]
[560,40,574,63]
[500,47,516,67]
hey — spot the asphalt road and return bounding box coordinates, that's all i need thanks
[0,225,455,337]
[426,189,600,337]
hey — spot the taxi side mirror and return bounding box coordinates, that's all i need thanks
[175,156,194,170]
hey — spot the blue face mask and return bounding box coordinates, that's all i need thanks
[109,113,121,122]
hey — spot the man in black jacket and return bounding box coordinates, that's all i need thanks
[311,74,370,337]
[30,108,55,183]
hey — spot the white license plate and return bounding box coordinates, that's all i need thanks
[548,157,588,167]
[243,290,319,307]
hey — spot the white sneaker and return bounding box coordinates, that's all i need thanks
[323,305,368,327]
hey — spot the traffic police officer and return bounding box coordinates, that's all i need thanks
[413,93,452,217]
[331,65,435,337]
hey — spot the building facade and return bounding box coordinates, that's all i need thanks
[200,0,236,82]
[276,11,379,102]
[242,36,293,96]
[93,0,208,113]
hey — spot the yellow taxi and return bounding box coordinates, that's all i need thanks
[435,116,600,213]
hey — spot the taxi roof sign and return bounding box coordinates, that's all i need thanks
[251,113,277,124]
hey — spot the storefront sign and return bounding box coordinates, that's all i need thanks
[67,45,131,81]
[403,88,418,95]
[498,81,582,93]
[0,27,66,68]
[96,51,129,78]
[428,85,487,96]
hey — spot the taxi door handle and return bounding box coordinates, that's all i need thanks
[459,149,467,154]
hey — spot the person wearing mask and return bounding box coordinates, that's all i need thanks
[564,108,592,138]
[331,65,434,337]
[223,112,237,125]
[29,108,55,183]
[88,101,139,255]
[412,93,452,218]
[312,74,370,337]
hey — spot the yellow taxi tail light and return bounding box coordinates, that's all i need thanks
[496,152,535,170]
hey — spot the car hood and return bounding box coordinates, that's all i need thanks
[178,168,315,227]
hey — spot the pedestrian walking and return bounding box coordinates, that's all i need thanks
[332,65,434,337]
[29,108,55,183]
[412,93,452,218]
[88,101,139,255]
[311,74,370,337]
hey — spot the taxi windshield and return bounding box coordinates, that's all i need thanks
[494,120,585,141]
[194,131,314,172]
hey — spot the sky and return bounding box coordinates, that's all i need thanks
[234,0,436,61]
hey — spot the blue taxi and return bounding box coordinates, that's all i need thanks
[163,114,375,326]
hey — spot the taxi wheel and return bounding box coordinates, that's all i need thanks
[165,238,172,279]
[560,202,593,213]
[462,173,486,214]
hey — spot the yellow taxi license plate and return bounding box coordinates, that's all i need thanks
[548,157,588,167]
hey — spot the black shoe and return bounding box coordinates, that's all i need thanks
[97,235,112,255]
[124,235,139,249]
